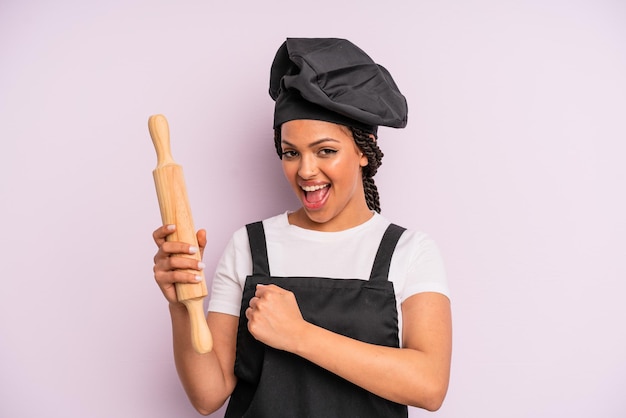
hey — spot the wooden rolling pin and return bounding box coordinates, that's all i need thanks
[149,114,213,354]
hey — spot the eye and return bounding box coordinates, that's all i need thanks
[318,148,337,157]
[281,150,299,159]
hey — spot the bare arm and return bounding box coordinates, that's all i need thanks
[170,307,238,414]
[247,286,451,411]
[153,225,238,415]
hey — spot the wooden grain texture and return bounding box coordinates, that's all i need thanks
[149,114,213,354]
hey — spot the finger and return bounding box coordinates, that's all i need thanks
[254,284,265,298]
[171,269,204,284]
[166,255,205,272]
[155,268,203,286]
[152,224,176,244]
[160,241,200,257]
[255,283,285,297]
[248,296,259,310]
[197,229,207,253]
[153,250,204,275]
[153,245,174,265]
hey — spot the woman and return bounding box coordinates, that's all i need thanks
[153,38,451,417]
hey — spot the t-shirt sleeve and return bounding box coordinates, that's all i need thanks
[401,233,450,301]
[207,227,252,317]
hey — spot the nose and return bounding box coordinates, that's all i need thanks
[298,154,318,179]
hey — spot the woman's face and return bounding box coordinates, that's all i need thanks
[280,119,371,231]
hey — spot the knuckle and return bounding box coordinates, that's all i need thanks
[153,270,166,284]
[160,242,174,253]
[247,320,257,334]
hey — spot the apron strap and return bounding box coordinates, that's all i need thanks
[246,221,405,281]
[246,221,271,277]
[369,224,406,282]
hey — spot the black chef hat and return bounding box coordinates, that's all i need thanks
[269,38,408,135]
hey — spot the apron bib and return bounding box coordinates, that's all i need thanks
[225,221,408,418]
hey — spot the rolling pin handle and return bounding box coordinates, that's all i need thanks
[182,298,214,354]
[148,114,176,167]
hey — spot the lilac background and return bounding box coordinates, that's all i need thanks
[1,1,625,417]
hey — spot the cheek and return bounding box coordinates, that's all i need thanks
[281,161,298,184]
[332,157,362,183]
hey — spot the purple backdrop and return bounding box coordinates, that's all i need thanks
[1,1,625,417]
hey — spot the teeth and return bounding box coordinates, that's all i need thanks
[301,184,329,192]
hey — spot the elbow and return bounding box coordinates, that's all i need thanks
[190,396,227,416]
[421,393,445,412]
[195,408,212,416]
[192,401,213,416]
[184,375,235,416]
[193,402,220,416]
[421,383,449,412]
[407,379,449,412]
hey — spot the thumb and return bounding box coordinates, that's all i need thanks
[197,229,207,258]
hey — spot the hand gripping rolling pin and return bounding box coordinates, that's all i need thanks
[149,114,213,354]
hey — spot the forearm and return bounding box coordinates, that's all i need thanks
[169,304,235,415]
[293,322,449,411]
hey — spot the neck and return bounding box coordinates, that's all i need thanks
[288,203,374,232]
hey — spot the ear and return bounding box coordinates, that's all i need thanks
[359,152,369,167]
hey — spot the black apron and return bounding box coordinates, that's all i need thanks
[225,221,408,418]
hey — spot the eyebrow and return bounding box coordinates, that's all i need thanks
[281,138,341,148]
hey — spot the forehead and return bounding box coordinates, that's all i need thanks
[281,119,353,144]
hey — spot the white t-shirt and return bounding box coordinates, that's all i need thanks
[208,211,449,341]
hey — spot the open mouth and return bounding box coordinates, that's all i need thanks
[301,183,330,206]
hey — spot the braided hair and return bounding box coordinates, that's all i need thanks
[273,126,384,213]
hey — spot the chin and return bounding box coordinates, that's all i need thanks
[301,207,337,226]
[303,210,330,224]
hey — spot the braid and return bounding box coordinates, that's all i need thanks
[273,126,384,213]
[351,127,384,213]
[273,128,283,159]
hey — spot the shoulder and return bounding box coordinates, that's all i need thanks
[398,229,442,259]
[381,217,450,300]
[369,214,432,250]
[376,215,441,259]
